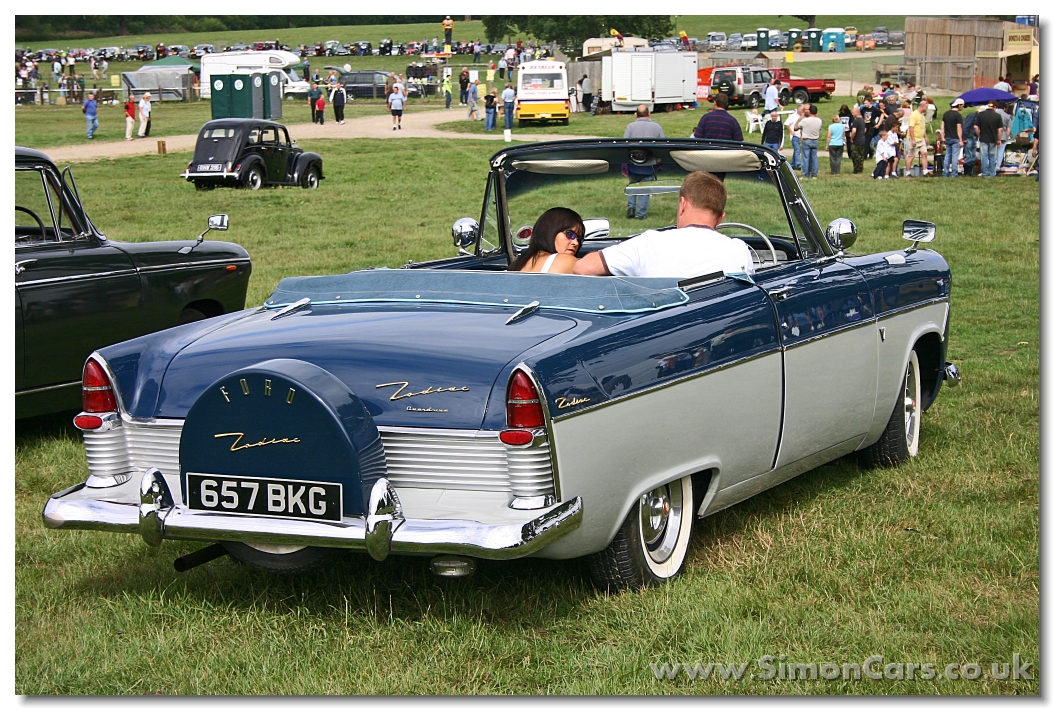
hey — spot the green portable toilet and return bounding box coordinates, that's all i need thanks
[210,75,231,119]
[229,74,254,118]
[757,28,770,51]
[250,73,265,119]
[806,28,822,52]
[262,71,283,120]
[788,28,802,50]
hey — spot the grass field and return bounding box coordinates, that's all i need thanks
[14,98,1038,694]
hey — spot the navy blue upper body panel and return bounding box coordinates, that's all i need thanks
[523,277,780,421]
[99,248,951,434]
[844,248,951,317]
[113,303,576,429]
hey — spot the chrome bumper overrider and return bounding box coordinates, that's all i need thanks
[42,471,583,562]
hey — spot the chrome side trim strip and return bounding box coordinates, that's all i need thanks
[17,269,139,287]
[550,348,778,422]
[876,296,950,321]
[136,258,251,274]
[15,380,79,396]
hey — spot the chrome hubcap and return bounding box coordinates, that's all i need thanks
[639,483,684,563]
[904,361,918,450]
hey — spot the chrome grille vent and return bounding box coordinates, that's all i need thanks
[83,420,182,481]
[82,420,556,499]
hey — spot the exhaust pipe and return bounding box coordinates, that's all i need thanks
[431,555,476,578]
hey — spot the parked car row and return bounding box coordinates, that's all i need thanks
[694,24,900,52]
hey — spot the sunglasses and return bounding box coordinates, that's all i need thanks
[560,230,582,241]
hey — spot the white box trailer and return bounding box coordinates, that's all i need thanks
[600,51,698,113]
[201,50,305,99]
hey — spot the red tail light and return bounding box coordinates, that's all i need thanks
[82,359,117,414]
[506,370,544,429]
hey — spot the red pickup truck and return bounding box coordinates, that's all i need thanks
[772,67,837,105]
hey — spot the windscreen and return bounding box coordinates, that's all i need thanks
[520,72,565,94]
[502,147,807,250]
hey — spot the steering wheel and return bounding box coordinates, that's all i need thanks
[717,222,778,268]
[16,206,46,241]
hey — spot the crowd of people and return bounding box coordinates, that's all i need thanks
[710,77,1041,180]
[15,51,110,106]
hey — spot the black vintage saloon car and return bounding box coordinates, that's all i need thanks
[181,119,324,191]
[15,147,253,418]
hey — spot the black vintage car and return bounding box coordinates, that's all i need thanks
[14,147,252,418]
[325,68,422,99]
[180,119,324,191]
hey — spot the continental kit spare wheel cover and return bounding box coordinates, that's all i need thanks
[179,359,386,518]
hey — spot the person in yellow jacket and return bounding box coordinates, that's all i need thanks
[442,74,453,109]
[442,16,454,46]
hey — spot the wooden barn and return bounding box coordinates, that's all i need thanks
[904,17,1039,93]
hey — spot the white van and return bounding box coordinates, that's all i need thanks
[201,50,304,99]
[515,60,570,125]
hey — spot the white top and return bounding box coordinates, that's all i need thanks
[601,226,756,279]
[540,253,559,273]
[501,87,516,102]
[139,98,151,117]
[582,77,592,93]
[763,83,780,110]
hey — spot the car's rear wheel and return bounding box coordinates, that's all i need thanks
[177,307,207,325]
[244,165,264,191]
[747,92,761,108]
[222,541,344,574]
[792,88,810,104]
[587,474,694,592]
[863,349,921,467]
[301,165,320,189]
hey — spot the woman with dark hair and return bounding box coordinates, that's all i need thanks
[508,207,584,274]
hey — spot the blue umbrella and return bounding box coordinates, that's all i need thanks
[955,87,1019,106]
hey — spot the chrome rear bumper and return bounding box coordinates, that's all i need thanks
[43,471,583,562]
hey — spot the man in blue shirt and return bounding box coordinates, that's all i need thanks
[623,105,665,219]
[692,93,743,180]
[693,93,743,141]
[83,92,98,139]
[501,83,516,130]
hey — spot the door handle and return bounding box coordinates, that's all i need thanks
[15,259,37,275]
[767,285,793,301]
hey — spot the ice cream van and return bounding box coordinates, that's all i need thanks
[514,60,570,125]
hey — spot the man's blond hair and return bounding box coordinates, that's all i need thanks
[679,171,727,217]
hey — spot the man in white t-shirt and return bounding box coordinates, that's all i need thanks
[573,171,755,278]
[763,74,781,115]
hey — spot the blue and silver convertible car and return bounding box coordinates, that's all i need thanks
[44,139,959,590]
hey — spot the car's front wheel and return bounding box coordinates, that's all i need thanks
[244,165,264,191]
[863,349,922,467]
[301,165,320,189]
[587,475,694,592]
[222,541,344,573]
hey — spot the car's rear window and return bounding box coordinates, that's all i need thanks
[201,127,236,139]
